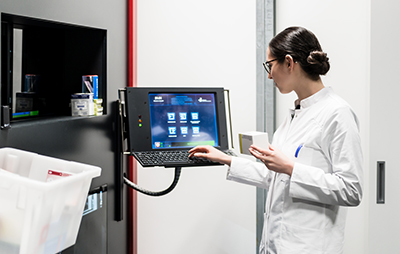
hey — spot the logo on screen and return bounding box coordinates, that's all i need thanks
[153,96,164,103]
[198,97,211,103]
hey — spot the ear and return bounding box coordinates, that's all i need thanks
[285,54,295,70]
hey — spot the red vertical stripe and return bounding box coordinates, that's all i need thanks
[128,0,137,254]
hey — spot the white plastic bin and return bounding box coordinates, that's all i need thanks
[0,148,101,254]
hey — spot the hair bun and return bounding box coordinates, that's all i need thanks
[269,27,330,80]
[307,51,330,75]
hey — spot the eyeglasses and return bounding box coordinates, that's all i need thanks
[262,58,279,74]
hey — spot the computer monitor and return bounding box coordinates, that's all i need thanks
[124,87,229,153]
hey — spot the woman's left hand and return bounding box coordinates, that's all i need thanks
[249,144,294,176]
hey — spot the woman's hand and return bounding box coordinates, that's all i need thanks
[189,145,232,166]
[249,145,294,176]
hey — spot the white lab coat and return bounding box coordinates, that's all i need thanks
[227,87,363,254]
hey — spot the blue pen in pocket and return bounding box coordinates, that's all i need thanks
[295,144,304,158]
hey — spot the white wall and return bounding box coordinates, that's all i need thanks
[275,1,370,253]
[137,1,257,253]
[138,1,372,253]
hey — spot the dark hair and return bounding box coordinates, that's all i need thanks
[269,26,330,81]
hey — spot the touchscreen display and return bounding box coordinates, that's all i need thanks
[149,93,219,149]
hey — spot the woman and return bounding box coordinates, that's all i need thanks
[189,26,363,254]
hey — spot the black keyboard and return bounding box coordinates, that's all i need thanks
[133,149,236,167]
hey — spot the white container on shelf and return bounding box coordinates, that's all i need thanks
[0,147,101,254]
[71,93,94,116]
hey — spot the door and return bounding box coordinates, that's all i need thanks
[369,0,400,252]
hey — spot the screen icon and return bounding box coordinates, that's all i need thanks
[191,112,199,120]
[167,112,175,121]
[179,112,187,121]
[192,126,200,134]
[180,126,188,135]
[169,127,177,135]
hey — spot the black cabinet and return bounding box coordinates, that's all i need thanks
[1,13,107,122]
[0,11,128,254]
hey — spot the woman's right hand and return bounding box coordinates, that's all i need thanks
[188,145,232,166]
[249,144,294,176]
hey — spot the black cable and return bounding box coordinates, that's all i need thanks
[123,167,182,196]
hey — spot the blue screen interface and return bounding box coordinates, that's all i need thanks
[149,93,219,149]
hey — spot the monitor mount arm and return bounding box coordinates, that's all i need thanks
[123,168,181,196]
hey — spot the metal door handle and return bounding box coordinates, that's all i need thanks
[377,161,385,204]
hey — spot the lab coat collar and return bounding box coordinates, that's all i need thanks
[294,87,332,110]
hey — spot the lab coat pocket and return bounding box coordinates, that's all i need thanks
[280,222,324,253]
[295,144,313,163]
[295,145,329,172]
